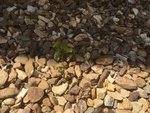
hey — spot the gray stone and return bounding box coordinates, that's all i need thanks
[104,95,115,107]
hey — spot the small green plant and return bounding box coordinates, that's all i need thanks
[56,66,64,74]
[52,40,75,61]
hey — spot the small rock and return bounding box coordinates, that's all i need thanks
[122,98,132,110]
[38,0,47,6]
[27,87,44,103]
[87,98,94,107]
[143,84,150,94]
[13,62,21,69]
[107,91,123,100]
[54,105,63,113]
[17,88,28,99]
[57,96,67,106]
[79,78,91,88]
[14,55,28,64]
[78,99,87,112]
[136,71,149,78]
[16,69,28,80]
[96,88,106,99]
[104,95,115,107]
[64,94,75,103]
[38,79,49,90]
[115,109,132,113]
[52,82,68,95]
[75,65,81,78]
[41,106,51,113]
[91,65,104,74]
[132,8,139,15]
[34,29,48,38]
[107,83,115,91]
[132,102,142,113]
[138,98,149,113]
[134,77,146,88]
[69,85,80,95]
[85,107,94,113]
[0,88,18,99]
[0,70,8,87]
[96,55,114,65]
[93,98,103,108]
[36,58,46,66]
[115,76,137,90]
[42,98,51,106]
[83,72,99,81]
[128,91,139,101]
[74,34,87,42]
[1,105,9,113]
[24,59,34,77]
[27,5,37,13]
[64,109,74,113]
[49,96,58,105]
[80,62,90,71]
[3,98,15,105]
[120,89,130,98]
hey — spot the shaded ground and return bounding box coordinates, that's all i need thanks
[0,0,150,113]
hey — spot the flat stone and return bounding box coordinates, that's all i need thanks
[38,15,51,23]
[27,87,44,103]
[16,69,28,80]
[0,88,18,99]
[52,82,68,95]
[38,79,49,90]
[75,65,82,78]
[64,94,75,103]
[134,77,146,88]
[0,70,8,87]
[14,55,28,64]
[36,58,46,66]
[115,76,137,90]
[93,98,103,108]
[96,55,114,65]
[17,88,28,99]
[54,105,63,113]
[107,91,123,100]
[24,59,34,77]
[122,98,132,110]
[3,98,15,105]
[107,83,115,91]
[27,5,37,13]
[104,95,115,107]
[34,29,48,38]
[83,72,99,81]
[1,104,9,113]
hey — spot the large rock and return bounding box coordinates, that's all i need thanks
[0,70,8,87]
[14,55,28,64]
[115,77,137,90]
[96,55,114,65]
[0,88,18,99]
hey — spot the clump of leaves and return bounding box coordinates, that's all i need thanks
[56,66,64,74]
[52,40,75,61]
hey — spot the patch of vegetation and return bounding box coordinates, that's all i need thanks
[52,40,75,61]
[56,66,65,74]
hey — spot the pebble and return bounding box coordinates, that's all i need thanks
[75,65,81,78]
[91,65,104,74]
[93,98,103,108]
[14,55,28,64]
[143,84,150,94]
[115,109,132,113]
[134,77,146,88]
[131,102,142,113]
[17,88,28,99]
[96,55,114,65]
[120,89,130,98]
[85,107,94,113]
[49,96,58,105]
[0,88,18,99]
[64,94,75,103]
[96,88,106,99]
[36,57,46,66]
[16,69,28,80]
[1,105,10,113]
[115,76,137,90]
[27,87,44,103]
[138,98,149,113]
[52,82,68,95]
[83,72,99,81]
[24,59,34,77]
[87,98,94,107]
[38,79,49,90]
[64,109,74,113]
[107,91,123,100]
[104,95,115,107]
[54,105,63,113]
[69,85,80,95]
[0,70,8,87]
[57,96,67,106]
[3,98,15,105]
[136,71,149,78]
[78,99,87,112]
[107,83,115,91]
[122,98,132,110]
[27,5,37,13]
[42,97,51,106]
[128,91,139,101]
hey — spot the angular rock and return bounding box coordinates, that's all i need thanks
[132,102,142,113]
[3,98,15,105]
[85,107,94,113]
[143,84,150,94]
[78,99,87,112]
[93,99,103,108]
[128,91,139,101]
[52,82,68,95]
[134,77,146,88]
[0,70,8,87]
[96,88,106,99]
[38,79,49,90]
[14,55,28,64]
[91,65,104,74]
[25,59,34,77]
[27,87,44,103]
[104,95,115,107]
[0,88,18,99]
[16,69,28,80]
[122,98,132,110]
[83,72,99,81]
[115,76,137,90]
[69,85,80,95]
[96,55,114,65]
[107,91,123,100]
[75,65,81,78]
[57,96,67,106]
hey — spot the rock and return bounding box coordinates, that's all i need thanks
[128,91,139,101]
[107,83,115,91]
[0,70,8,87]
[49,96,58,105]
[83,72,99,81]
[104,95,115,107]
[93,98,103,108]
[136,71,149,78]
[134,77,146,88]
[41,106,51,113]
[120,89,130,98]
[16,69,28,80]
[87,98,94,107]
[96,55,114,65]
[3,98,15,105]
[36,58,46,66]
[17,88,28,99]
[138,98,149,113]
[34,29,48,38]
[13,62,21,69]
[143,84,150,94]
[115,76,137,90]
[115,109,132,113]
[38,79,49,90]
[64,109,74,113]
[28,77,41,86]
[91,65,104,74]
[56,96,67,106]
[80,62,90,71]
[79,78,91,88]
[1,104,9,113]
[85,107,94,113]
[14,55,28,64]
[38,15,51,23]
[69,85,80,95]
[8,68,17,82]
[107,91,123,100]
[24,59,34,77]
[64,94,75,103]
[52,82,68,95]
[75,65,82,78]
[42,98,51,106]
[96,88,106,99]
[0,88,18,99]
[27,87,44,103]
[38,0,47,5]
[74,34,87,42]
[132,8,139,15]
[137,88,149,98]
[78,99,87,112]
[54,105,63,113]
[27,5,37,13]
[132,102,142,113]
[122,98,132,110]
